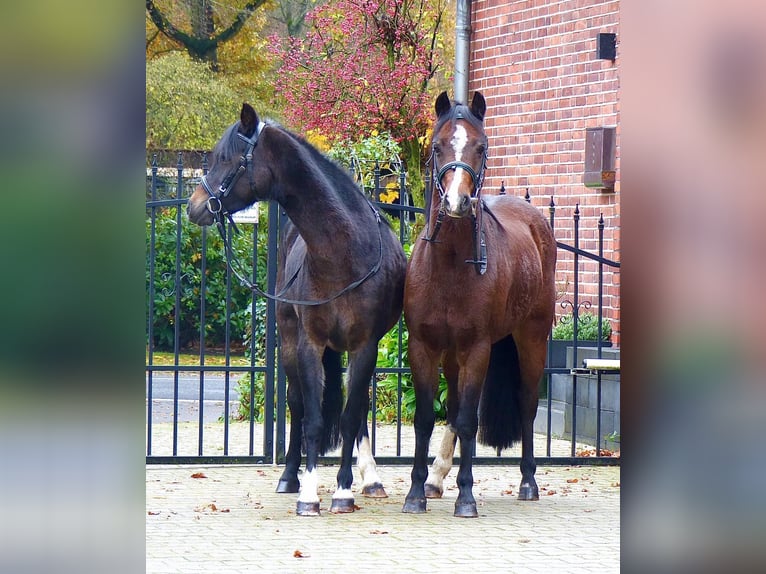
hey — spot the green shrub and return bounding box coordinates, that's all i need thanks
[327,132,403,195]
[552,311,612,342]
[146,206,268,351]
[233,372,268,422]
[375,322,447,423]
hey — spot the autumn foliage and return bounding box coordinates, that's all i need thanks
[270,0,449,148]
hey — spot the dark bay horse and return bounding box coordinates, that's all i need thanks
[402,92,557,517]
[187,103,407,516]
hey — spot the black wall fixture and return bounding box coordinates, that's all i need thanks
[597,33,617,61]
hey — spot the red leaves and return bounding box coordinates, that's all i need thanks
[270,0,442,146]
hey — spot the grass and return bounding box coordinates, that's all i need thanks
[147,349,250,367]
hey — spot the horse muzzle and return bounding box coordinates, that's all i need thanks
[445,193,473,218]
[186,186,216,226]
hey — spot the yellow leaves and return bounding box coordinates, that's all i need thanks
[305,130,331,152]
[379,182,399,204]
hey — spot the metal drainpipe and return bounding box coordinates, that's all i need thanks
[454,0,472,103]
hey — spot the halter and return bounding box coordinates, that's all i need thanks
[423,117,489,275]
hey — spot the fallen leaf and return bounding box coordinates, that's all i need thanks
[611,482,621,487]
[147,511,160,516]
[370,529,389,535]
[546,490,556,495]
[519,538,531,544]
[191,472,207,479]
[294,550,309,558]
[566,478,579,483]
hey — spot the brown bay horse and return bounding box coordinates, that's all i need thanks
[187,104,407,516]
[402,92,557,517]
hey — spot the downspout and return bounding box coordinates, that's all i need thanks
[454,0,472,103]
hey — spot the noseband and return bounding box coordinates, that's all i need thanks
[200,121,265,219]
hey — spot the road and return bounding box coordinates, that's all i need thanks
[146,373,242,423]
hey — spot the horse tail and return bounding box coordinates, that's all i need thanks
[319,348,344,454]
[478,334,522,450]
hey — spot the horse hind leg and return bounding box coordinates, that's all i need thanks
[276,371,302,494]
[424,426,457,498]
[425,357,458,498]
[330,342,379,513]
[515,335,549,502]
[356,422,387,498]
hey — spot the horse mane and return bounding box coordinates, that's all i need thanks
[214,119,371,212]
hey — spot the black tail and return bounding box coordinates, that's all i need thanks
[478,334,522,450]
[319,348,344,454]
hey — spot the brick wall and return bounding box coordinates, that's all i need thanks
[470,0,620,343]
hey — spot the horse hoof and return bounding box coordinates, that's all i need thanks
[330,498,356,514]
[296,501,320,516]
[424,484,443,499]
[518,483,539,501]
[276,478,300,494]
[402,498,427,514]
[454,502,478,518]
[362,483,388,498]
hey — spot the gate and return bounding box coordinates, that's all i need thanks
[146,154,620,466]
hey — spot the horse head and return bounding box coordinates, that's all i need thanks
[431,91,488,218]
[187,103,268,226]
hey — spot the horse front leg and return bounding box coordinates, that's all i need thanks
[294,340,326,516]
[453,346,490,518]
[330,343,379,513]
[402,341,439,514]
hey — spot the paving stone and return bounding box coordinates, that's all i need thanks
[147,463,619,573]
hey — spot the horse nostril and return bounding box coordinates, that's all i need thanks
[460,195,471,211]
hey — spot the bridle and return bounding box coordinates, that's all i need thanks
[201,121,385,306]
[200,121,265,223]
[423,114,490,275]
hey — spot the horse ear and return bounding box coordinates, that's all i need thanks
[470,92,486,122]
[435,91,451,118]
[240,103,259,137]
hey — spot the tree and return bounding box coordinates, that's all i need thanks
[146,52,247,150]
[270,0,453,206]
[146,0,270,69]
[266,0,324,37]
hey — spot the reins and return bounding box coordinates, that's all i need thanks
[203,122,386,306]
[215,202,385,306]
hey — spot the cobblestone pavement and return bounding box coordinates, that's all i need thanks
[147,461,620,573]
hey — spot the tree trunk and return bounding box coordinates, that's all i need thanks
[189,0,218,69]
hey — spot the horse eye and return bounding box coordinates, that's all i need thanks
[433,144,442,155]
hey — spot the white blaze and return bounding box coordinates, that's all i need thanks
[445,125,468,212]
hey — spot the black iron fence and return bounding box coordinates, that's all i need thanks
[146,154,620,466]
